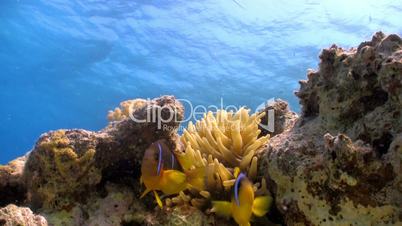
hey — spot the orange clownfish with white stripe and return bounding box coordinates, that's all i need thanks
[140,140,201,207]
[211,172,272,226]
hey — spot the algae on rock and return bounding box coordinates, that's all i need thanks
[24,129,101,210]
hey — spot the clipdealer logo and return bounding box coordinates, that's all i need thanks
[127,98,275,133]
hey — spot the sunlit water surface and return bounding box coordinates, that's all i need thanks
[0,0,401,163]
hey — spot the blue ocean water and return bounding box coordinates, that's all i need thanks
[0,0,401,164]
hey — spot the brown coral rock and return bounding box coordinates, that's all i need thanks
[266,32,402,226]
[0,156,27,207]
[24,129,101,210]
[21,95,184,211]
[95,95,184,183]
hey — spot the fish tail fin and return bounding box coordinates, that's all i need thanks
[140,188,152,199]
[252,195,272,217]
[153,190,163,208]
[211,201,232,217]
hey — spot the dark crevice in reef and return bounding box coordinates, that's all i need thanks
[266,198,285,225]
[358,88,388,113]
[301,90,319,117]
[372,132,393,157]
[97,159,142,200]
[100,159,140,186]
[0,185,26,208]
[121,221,142,226]
[357,131,393,158]
[265,176,285,225]
[340,88,388,124]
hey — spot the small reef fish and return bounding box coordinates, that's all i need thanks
[212,172,272,226]
[140,140,187,207]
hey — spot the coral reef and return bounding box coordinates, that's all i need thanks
[265,32,402,225]
[1,96,185,223]
[21,95,184,211]
[176,109,272,214]
[138,108,273,226]
[0,33,401,226]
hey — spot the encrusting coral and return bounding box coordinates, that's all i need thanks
[24,130,102,210]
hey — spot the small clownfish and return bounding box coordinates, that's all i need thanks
[140,140,188,207]
[211,172,272,226]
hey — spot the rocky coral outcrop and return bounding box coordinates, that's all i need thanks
[96,95,184,183]
[24,129,101,210]
[5,96,184,221]
[265,32,402,225]
[0,204,47,226]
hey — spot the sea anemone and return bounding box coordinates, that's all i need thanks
[139,107,273,224]
[177,108,269,191]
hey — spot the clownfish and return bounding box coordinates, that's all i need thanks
[211,172,272,226]
[140,140,198,207]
